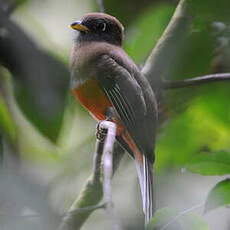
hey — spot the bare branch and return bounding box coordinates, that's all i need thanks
[100,121,116,207]
[100,121,122,230]
[96,0,105,13]
[162,73,230,89]
[141,0,192,93]
[58,123,125,230]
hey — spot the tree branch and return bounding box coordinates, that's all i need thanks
[58,127,124,230]
[58,140,104,230]
[141,0,192,94]
[0,8,69,119]
[100,121,116,208]
[1,1,19,16]
[162,73,230,89]
[100,121,122,230]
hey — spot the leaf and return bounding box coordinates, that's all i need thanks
[147,207,210,230]
[187,0,230,24]
[124,3,174,63]
[179,213,210,230]
[205,179,230,213]
[186,151,230,175]
[146,207,180,230]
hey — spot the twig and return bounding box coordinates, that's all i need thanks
[96,0,105,13]
[162,73,230,89]
[141,0,192,94]
[99,121,121,230]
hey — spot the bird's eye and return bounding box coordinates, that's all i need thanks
[101,22,106,31]
[96,22,107,32]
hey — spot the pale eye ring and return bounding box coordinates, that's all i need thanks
[101,22,106,31]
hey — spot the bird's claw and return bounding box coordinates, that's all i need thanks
[96,122,108,142]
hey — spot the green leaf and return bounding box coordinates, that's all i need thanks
[179,213,210,230]
[186,151,230,175]
[147,207,210,230]
[146,207,179,230]
[124,3,174,63]
[188,0,230,24]
[205,179,230,213]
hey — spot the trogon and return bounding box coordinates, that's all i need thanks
[69,12,158,224]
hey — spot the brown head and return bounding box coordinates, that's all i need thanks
[69,13,124,46]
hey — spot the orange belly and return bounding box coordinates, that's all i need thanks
[72,78,142,161]
[72,78,112,121]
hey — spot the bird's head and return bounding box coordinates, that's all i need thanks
[69,13,124,46]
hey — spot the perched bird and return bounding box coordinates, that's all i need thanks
[69,12,158,224]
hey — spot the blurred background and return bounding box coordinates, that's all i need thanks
[0,0,230,229]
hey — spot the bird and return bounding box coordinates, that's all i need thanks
[69,12,158,225]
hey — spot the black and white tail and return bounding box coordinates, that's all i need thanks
[135,154,154,225]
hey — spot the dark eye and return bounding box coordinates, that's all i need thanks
[97,22,107,32]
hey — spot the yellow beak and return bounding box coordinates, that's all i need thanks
[69,21,89,32]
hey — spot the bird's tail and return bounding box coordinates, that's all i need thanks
[135,154,154,225]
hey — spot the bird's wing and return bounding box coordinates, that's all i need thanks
[95,54,148,153]
[95,54,157,223]
[95,54,156,222]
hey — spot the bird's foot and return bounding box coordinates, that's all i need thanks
[96,122,108,142]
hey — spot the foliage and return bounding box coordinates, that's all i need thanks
[186,151,230,175]
[204,179,230,213]
[147,207,210,230]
